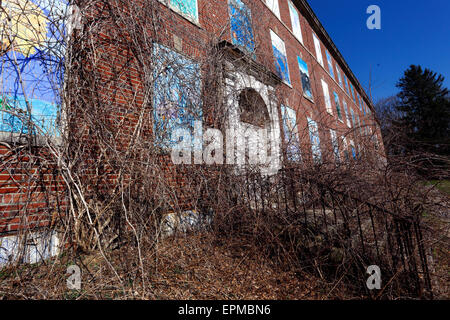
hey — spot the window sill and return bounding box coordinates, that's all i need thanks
[303,94,314,103]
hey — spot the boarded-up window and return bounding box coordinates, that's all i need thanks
[358,95,363,112]
[343,100,351,127]
[333,92,343,121]
[344,75,350,95]
[350,108,356,128]
[270,30,291,85]
[336,66,343,88]
[229,0,255,53]
[162,0,199,24]
[350,140,357,160]
[288,1,303,43]
[153,43,202,149]
[330,129,340,163]
[313,33,323,66]
[0,0,67,136]
[321,79,332,114]
[350,83,355,102]
[281,105,301,162]
[307,117,322,163]
[266,0,280,19]
[326,50,334,79]
[297,56,313,100]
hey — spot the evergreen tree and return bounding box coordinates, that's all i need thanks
[396,65,450,155]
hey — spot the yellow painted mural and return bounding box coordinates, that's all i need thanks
[0,0,48,57]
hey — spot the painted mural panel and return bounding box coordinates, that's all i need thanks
[297,56,312,100]
[281,105,301,162]
[307,117,322,163]
[169,0,198,23]
[350,83,355,102]
[333,92,343,121]
[288,0,303,43]
[358,95,363,112]
[266,0,280,19]
[343,100,351,127]
[330,129,340,163]
[270,30,290,85]
[350,140,357,160]
[153,43,201,149]
[0,0,68,136]
[229,0,255,54]
[336,66,343,88]
[321,79,332,114]
[326,50,334,79]
[313,34,323,66]
[344,75,350,95]
[350,108,356,128]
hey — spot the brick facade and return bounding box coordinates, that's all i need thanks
[0,0,385,242]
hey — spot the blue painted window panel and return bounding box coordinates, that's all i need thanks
[307,117,322,163]
[326,50,334,79]
[330,129,340,163]
[356,114,362,134]
[351,145,357,160]
[153,43,202,149]
[350,83,355,102]
[288,1,303,43]
[229,0,255,53]
[333,92,343,121]
[350,108,356,128]
[297,57,313,100]
[0,1,67,136]
[169,0,198,23]
[270,31,291,85]
[336,67,343,88]
[273,46,290,85]
[281,105,301,162]
[344,75,350,95]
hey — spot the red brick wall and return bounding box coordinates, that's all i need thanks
[0,0,385,237]
[0,145,66,235]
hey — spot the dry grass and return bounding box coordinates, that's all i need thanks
[0,232,353,300]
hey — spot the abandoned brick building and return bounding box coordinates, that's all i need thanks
[0,0,385,263]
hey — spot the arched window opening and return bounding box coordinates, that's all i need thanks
[238,88,270,128]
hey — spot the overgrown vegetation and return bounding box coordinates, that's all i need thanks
[0,0,448,300]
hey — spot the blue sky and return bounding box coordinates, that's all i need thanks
[307,0,450,103]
